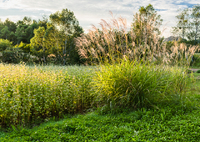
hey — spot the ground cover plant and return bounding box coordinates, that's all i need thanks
[0,100,200,141]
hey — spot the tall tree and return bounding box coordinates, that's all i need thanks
[0,26,10,40]
[0,19,17,41]
[30,27,47,63]
[3,18,17,33]
[191,5,200,43]
[132,4,163,45]
[30,24,59,63]
[49,9,83,65]
[172,8,190,39]
[15,17,40,44]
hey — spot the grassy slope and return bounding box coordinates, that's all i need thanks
[1,68,200,141]
[0,107,200,141]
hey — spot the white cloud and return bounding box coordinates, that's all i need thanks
[0,0,200,37]
[0,15,22,22]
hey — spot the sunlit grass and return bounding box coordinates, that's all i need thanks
[0,62,193,127]
[0,63,95,127]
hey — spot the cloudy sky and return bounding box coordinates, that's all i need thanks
[0,0,200,37]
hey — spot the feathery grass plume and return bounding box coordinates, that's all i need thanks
[75,12,199,66]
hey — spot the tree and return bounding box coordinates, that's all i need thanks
[0,39,12,52]
[3,19,17,33]
[30,27,47,63]
[132,4,163,45]
[175,8,190,39]
[0,26,10,40]
[15,24,28,44]
[172,4,200,45]
[191,5,200,43]
[0,20,4,32]
[49,9,83,65]
[30,24,60,63]
[15,17,40,44]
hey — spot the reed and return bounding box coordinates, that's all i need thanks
[76,12,199,66]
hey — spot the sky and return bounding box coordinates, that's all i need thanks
[0,0,200,38]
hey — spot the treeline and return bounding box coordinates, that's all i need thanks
[0,9,83,65]
[0,4,199,65]
[172,5,200,45]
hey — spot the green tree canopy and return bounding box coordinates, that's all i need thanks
[0,39,13,52]
[50,8,83,65]
[132,4,163,45]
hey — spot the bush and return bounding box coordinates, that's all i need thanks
[1,47,38,64]
[15,42,31,53]
[92,60,190,109]
[186,69,192,74]
[191,53,200,67]
[0,39,13,52]
[2,49,19,63]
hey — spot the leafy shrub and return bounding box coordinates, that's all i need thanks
[0,39,12,52]
[191,53,200,67]
[1,47,38,64]
[15,42,31,53]
[196,70,200,73]
[2,49,20,63]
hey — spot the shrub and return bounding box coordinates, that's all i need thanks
[92,60,190,109]
[1,47,38,64]
[0,39,12,52]
[2,49,19,63]
[191,53,200,67]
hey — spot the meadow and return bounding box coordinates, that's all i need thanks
[0,63,200,141]
[0,61,192,126]
[1,10,200,141]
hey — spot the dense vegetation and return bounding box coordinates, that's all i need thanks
[0,4,199,65]
[0,9,83,65]
[0,62,191,127]
[1,3,200,141]
[0,64,200,141]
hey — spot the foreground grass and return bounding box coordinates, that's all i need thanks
[0,62,190,127]
[1,64,200,141]
[0,64,96,127]
[0,106,200,141]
